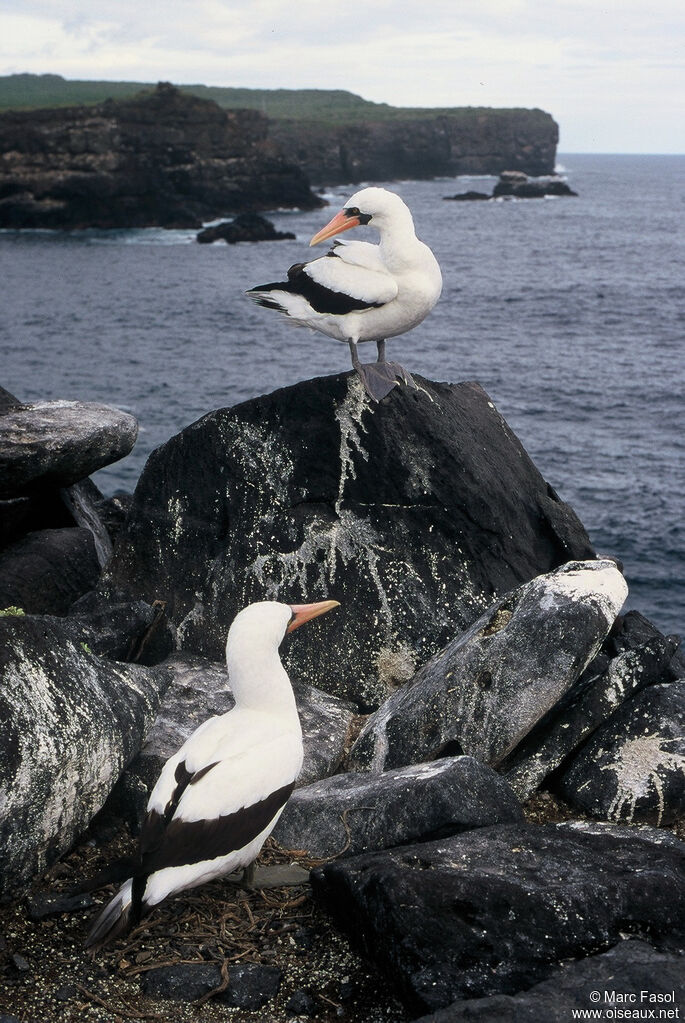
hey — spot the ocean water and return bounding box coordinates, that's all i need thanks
[1,154,683,636]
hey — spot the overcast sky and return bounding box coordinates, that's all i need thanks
[2,0,684,153]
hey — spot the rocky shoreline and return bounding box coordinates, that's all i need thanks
[0,84,322,230]
[1,373,683,1020]
[0,83,560,230]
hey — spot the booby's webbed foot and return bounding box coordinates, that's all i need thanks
[355,360,416,402]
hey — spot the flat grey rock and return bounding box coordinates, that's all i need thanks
[413,940,685,1022]
[0,399,138,497]
[225,864,310,887]
[349,559,627,772]
[312,821,685,1014]
[273,755,523,859]
[556,681,685,825]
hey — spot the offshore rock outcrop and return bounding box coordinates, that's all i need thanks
[196,212,296,244]
[270,108,558,184]
[0,83,322,230]
[445,169,578,202]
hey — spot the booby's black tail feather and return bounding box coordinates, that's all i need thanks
[245,286,289,311]
[85,874,147,952]
[85,879,135,952]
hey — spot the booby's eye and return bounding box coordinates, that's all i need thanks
[344,206,372,225]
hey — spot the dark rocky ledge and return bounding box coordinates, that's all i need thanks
[0,83,322,230]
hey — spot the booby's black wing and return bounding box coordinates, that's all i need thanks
[248,246,398,316]
[139,780,295,873]
[249,266,376,315]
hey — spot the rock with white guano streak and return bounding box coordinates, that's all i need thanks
[555,680,685,825]
[348,559,628,772]
[0,614,169,898]
[501,626,678,800]
[99,372,595,708]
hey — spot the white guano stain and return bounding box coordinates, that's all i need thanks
[601,733,685,826]
[539,561,628,623]
[334,375,369,515]
[243,377,395,632]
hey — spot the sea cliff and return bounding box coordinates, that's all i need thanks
[0,76,559,228]
[270,107,558,184]
[0,83,322,230]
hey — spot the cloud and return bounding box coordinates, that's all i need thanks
[1,0,684,151]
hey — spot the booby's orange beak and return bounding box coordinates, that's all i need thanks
[310,210,360,247]
[287,599,340,632]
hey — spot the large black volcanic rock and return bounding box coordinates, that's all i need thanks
[311,822,685,1014]
[413,941,685,1022]
[101,373,594,707]
[0,83,321,229]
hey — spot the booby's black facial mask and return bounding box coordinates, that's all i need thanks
[345,207,371,224]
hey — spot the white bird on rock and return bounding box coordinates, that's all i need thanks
[246,187,442,401]
[85,598,339,950]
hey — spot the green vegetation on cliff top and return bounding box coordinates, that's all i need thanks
[0,73,551,124]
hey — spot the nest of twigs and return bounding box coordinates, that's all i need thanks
[0,818,407,1023]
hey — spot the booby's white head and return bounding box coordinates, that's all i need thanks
[225,599,340,709]
[309,187,414,246]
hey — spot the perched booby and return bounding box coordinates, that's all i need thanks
[85,598,339,950]
[246,187,442,401]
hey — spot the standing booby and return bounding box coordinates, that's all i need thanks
[246,187,442,401]
[85,599,339,950]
